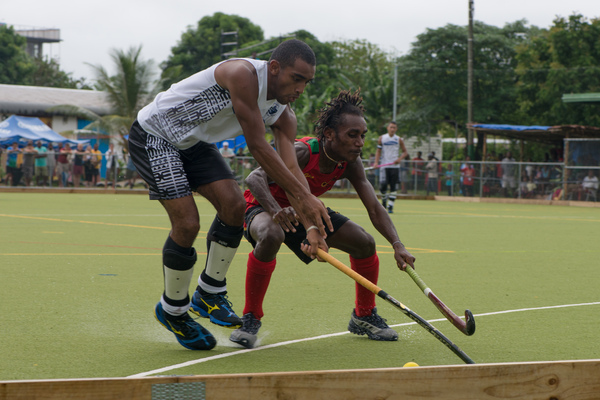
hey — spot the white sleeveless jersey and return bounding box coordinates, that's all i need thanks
[380,134,401,169]
[137,58,286,150]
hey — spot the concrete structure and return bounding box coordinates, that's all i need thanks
[14,27,61,59]
[0,84,112,136]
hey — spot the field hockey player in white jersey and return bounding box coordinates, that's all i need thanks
[128,39,332,350]
[374,121,408,213]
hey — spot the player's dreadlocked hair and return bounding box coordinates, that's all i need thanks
[314,89,365,140]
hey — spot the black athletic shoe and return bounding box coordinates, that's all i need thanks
[230,313,262,349]
[348,308,398,341]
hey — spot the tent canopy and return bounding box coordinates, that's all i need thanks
[470,123,600,145]
[0,115,89,146]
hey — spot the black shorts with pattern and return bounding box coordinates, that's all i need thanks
[244,205,349,264]
[128,120,235,200]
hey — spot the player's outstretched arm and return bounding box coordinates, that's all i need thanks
[269,108,333,238]
[347,161,415,270]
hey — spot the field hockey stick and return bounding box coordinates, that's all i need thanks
[404,267,476,336]
[316,249,475,364]
[364,162,396,171]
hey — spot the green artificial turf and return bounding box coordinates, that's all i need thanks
[0,192,598,380]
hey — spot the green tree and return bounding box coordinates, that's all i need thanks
[516,14,600,126]
[160,12,264,88]
[88,46,157,119]
[0,25,88,88]
[396,20,537,158]
[325,39,395,155]
[285,30,339,137]
[30,57,88,89]
[52,46,157,144]
[0,25,35,84]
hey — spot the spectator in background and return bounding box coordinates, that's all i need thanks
[46,143,56,186]
[124,150,139,189]
[56,143,71,187]
[400,153,410,194]
[525,158,534,180]
[104,143,119,189]
[34,141,48,186]
[425,153,438,195]
[21,141,37,187]
[219,141,236,170]
[462,162,475,196]
[5,142,21,186]
[501,151,517,197]
[90,143,102,187]
[582,170,599,201]
[459,156,471,196]
[482,165,495,197]
[444,164,455,196]
[72,143,85,188]
[495,153,503,187]
[411,151,424,191]
[235,146,246,176]
[83,144,94,187]
[520,175,537,198]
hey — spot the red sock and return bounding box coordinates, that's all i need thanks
[350,253,379,317]
[243,251,276,319]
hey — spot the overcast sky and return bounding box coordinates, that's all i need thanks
[3,0,599,81]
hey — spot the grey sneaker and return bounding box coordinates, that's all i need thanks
[348,308,398,341]
[229,313,262,349]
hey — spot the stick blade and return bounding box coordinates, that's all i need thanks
[464,310,476,336]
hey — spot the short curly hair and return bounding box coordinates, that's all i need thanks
[269,39,316,69]
[314,90,365,140]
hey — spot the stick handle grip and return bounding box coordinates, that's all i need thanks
[405,265,429,293]
[316,249,382,295]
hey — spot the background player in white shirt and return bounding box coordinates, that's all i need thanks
[374,121,408,213]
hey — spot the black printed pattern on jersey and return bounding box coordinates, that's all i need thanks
[146,84,231,144]
[146,134,191,199]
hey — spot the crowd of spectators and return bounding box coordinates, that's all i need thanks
[2,141,597,202]
[364,150,597,202]
[0,141,130,188]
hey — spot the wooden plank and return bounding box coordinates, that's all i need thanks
[0,377,177,400]
[1,360,599,400]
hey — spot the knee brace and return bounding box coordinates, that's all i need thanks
[207,215,243,248]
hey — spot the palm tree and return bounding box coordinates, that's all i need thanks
[91,45,157,120]
[51,45,158,144]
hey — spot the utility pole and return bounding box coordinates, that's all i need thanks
[393,63,398,121]
[467,0,475,159]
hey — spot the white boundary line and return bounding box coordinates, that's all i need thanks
[128,301,600,378]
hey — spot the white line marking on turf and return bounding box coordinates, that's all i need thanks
[128,301,600,378]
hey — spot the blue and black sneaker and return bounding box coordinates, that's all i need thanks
[190,287,242,329]
[154,302,216,350]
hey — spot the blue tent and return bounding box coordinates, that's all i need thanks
[217,136,247,151]
[0,115,89,146]
[471,124,551,131]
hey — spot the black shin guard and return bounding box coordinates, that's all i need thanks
[206,215,243,248]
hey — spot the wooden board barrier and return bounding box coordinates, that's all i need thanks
[1,359,599,400]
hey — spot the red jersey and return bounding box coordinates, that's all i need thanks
[244,137,348,209]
